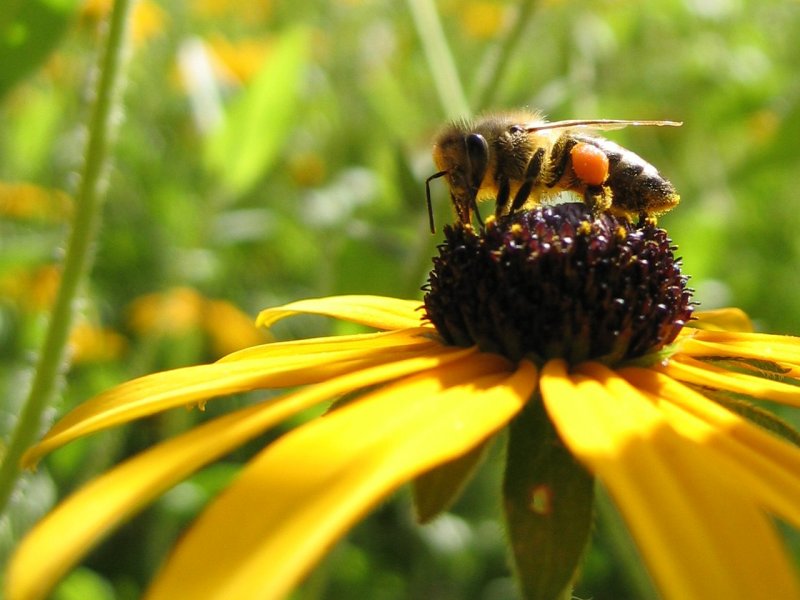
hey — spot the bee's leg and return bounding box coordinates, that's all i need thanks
[454,196,472,224]
[542,137,575,188]
[637,212,657,228]
[510,147,546,213]
[495,178,511,218]
[472,197,484,227]
[584,185,612,213]
[510,181,533,213]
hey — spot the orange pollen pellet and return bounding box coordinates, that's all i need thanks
[570,142,609,186]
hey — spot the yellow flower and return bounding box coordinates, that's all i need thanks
[8,204,800,600]
[0,264,62,312]
[206,35,274,84]
[191,0,272,24]
[127,287,268,357]
[68,320,127,364]
[0,182,72,222]
[80,0,167,45]
[460,1,508,39]
[204,298,272,355]
[127,286,207,336]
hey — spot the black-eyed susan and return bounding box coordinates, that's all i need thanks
[8,203,800,600]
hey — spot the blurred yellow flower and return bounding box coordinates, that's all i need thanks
[204,298,272,355]
[80,0,167,45]
[0,265,62,313]
[206,35,274,84]
[127,287,267,357]
[68,320,127,364]
[748,109,781,146]
[460,1,508,39]
[0,182,72,222]
[127,287,206,337]
[192,0,272,23]
[287,151,328,188]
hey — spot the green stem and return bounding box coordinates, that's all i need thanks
[472,0,539,111]
[406,0,471,120]
[0,0,133,514]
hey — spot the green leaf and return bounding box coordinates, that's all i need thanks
[412,439,489,524]
[205,27,309,196]
[503,396,595,600]
[53,567,115,600]
[0,0,81,99]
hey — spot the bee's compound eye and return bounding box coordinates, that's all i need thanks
[465,134,489,158]
[570,142,609,186]
[465,134,490,187]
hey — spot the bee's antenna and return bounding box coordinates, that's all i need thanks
[425,171,447,234]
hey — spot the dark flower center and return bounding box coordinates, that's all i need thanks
[423,203,694,365]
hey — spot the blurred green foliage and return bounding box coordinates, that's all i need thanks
[1,0,800,598]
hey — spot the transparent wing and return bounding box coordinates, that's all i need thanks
[525,119,682,133]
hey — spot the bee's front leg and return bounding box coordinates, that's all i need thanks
[495,178,511,218]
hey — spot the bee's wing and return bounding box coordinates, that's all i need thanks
[525,119,682,133]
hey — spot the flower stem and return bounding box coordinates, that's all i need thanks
[0,0,133,513]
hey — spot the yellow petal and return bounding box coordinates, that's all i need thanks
[256,295,425,331]
[619,367,800,529]
[677,330,800,364]
[692,329,800,352]
[677,338,800,366]
[542,360,800,600]
[659,355,800,407]
[23,337,448,467]
[687,307,753,332]
[7,349,475,600]
[145,356,538,600]
[217,327,437,363]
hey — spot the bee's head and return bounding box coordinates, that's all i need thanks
[427,125,490,233]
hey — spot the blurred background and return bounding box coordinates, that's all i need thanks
[2,0,799,598]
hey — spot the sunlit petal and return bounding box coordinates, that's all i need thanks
[619,367,800,529]
[691,329,800,353]
[677,338,800,366]
[145,357,538,600]
[256,295,426,331]
[8,349,477,600]
[23,340,454,467]
[217,327,439,363]
[542,360,800,600]
[659,355,800,407]
[677,331,800,364]
[686,308,753,332]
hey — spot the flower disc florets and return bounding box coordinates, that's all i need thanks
[423,203,694,365]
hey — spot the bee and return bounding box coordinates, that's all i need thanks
[425,110,681,232]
